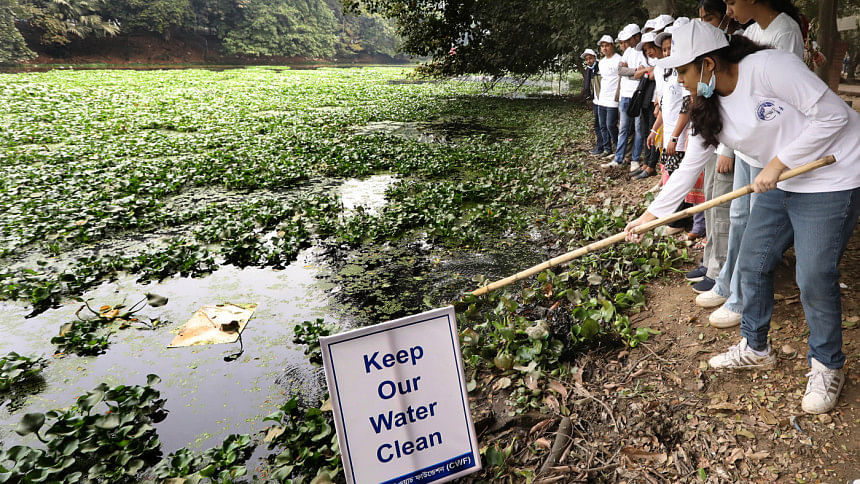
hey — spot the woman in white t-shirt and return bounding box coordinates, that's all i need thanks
[596,35,621,158]
[625,22,860,415]
[695,0,806,328]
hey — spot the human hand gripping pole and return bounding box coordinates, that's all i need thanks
[470,155,836,297]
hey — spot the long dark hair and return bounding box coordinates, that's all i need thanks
[761,0,804,33]
[690,34,768,148]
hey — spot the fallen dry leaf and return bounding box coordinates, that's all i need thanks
[548,380,568,402]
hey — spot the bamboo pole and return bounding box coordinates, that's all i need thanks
[471,155,836,297]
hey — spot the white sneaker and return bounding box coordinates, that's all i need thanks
[696,290,727,308]
[801,357,845,414]
[600,161,622,169]
[629,161,641,173]
[708,338,775,370]
[604,152,616,160]
[709,305,742,328]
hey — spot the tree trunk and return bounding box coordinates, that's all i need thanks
[814,0,839,87]
[848,44,859,82]
[642,0,675,18]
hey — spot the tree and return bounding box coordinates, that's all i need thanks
[219,0,339,57]
[0,0,35,63]
[344,0,655,77]
[100,0,194,40]
[815,0,840,82]
[17,0,118,46]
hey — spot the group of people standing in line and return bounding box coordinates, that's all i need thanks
[581,0,860,415]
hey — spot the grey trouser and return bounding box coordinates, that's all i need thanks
[703,153,734,279]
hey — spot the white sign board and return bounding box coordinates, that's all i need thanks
[320,306,481,484]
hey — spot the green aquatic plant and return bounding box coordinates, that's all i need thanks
[0,353,48,392]
[263,397,342,483]
[1,375,166,482]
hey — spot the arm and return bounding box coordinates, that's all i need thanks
[764,52,846,169]
[618,66,637,77]
[646,134,715,217]
[647,111,663,148]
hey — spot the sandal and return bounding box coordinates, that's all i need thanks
[693,238,707,250]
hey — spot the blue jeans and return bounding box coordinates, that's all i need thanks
[592,103,608,152]
[713,158,762,313]
[615,97,643,164]
[738,187,860,368]
[597,106,618,154]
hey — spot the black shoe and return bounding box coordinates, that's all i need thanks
[692,276,715,293]
[633,168,656,180]
[685,265,707,282]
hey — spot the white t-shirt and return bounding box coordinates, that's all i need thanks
[660,69,690,151]
[620,47,647,98]
[652,64,663,103]
[648,50,860,218]
[729,14,804,167]
[743,13,804,59]
[597,54,621,108]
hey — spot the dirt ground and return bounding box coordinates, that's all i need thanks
[466,148,860,483]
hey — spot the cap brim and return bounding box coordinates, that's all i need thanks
[655,52,695,69]
[654,32,670,46]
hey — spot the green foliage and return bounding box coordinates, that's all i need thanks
[221,0,339,57]
[0,0,35,63]
[0,352,47,392]
[19,0,119,46]
[263,397,342,483]
[292,318,335,365]
[152,434,254,483]
[458,205,689,410]
[50,318,112,356]
[0,375,165,482]
[101,0,193,37]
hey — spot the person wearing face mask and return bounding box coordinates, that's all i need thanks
[682,0,743,313]
[624,21,860,414]
[693,0,806,327]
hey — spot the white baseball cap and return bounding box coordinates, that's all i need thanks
[656,20,729,69]
[597,34,614,46]
[653,14,675,32]
[635,32,657,51]
[618,23,641,41]
[643,19,657,32]
[674,16,691,26]
[654,25,675,47]
[580,48,597,59]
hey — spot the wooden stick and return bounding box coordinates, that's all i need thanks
[472,155,836,296]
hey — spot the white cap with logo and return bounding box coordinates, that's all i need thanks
[656,20,729,69]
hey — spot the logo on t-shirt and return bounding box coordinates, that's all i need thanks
[756,100,784,121]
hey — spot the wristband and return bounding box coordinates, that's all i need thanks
[670,136,679,143]
[650,129,658,135]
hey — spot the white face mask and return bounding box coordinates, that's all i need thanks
[697,61,716,98]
